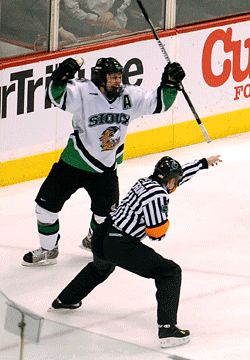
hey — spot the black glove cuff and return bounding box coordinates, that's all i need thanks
[51,58,80,82]
[200,158,209,169]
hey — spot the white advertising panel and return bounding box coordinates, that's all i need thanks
[0,19,249,163]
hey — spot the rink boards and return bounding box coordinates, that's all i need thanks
[0,15,249,186]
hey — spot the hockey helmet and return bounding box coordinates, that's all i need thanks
[92,57,123,86]
[153,156,183,184]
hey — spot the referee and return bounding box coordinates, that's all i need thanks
[50,154,222,348]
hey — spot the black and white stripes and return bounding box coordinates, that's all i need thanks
[111,177,169,240]
[179,159,208,185]
[111,158,208,240]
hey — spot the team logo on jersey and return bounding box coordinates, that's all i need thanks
[100,126,120,151]
[89,113,130,127]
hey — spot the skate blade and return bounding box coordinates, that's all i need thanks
[79,243,92,252]
[47,304,81,312]
[47,306,74,312]
[21,259,57,267]
[160,335,190,348]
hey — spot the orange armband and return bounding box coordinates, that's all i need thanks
[145,220,170,240]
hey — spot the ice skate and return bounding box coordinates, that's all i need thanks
[158,325,190,348]
[22,245,59,266]
[48,298,82,311]
[80,231,92,251]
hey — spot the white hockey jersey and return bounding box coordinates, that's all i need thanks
[48,79,177,173]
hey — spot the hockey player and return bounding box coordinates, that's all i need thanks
[49,154,222,347]
[22,56,185,266]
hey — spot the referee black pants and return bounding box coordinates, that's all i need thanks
[57,224,182,325]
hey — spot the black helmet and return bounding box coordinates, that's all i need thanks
[153,156,183,184]
[92,57,123,86]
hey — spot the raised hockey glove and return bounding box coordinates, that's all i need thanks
[160,62,185,90]
[51,58,80,82]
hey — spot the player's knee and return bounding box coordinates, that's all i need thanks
[159,260,182,280]
[173,263,182,279]
[93,257,115,279]
[167,261,181,276]
[35,204,58,224]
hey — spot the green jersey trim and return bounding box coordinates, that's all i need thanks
[162,87,177,110]
[61,137,124,172]
[116,153,123,164]
[50,82,67,106]
[61,138,98,172]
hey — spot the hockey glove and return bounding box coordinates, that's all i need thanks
[51,58,80,82]
[160,62,185,90]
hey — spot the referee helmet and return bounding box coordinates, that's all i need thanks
[153,156,183,184]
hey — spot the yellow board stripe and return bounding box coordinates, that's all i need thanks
[0,150,62,187]
[1,108,250,187]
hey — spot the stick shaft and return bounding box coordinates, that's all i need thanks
[136,0,211,143]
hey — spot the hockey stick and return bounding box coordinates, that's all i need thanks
[136,0,211,143]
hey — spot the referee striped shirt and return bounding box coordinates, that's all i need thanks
[111,158,208,241]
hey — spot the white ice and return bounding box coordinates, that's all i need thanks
[1,132,250,360]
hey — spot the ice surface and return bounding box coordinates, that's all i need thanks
[1,132,250,359]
